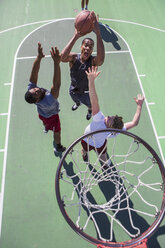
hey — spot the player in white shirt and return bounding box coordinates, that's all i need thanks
[81,66,145,162]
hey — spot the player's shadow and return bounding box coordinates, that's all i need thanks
[99,22,121,50]
[60,157,112,240]
[92,153,163,248]
[148,225,165,248]
[57,155,164,247]
[88,163,146,241]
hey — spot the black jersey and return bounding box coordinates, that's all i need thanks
[70,54,93,94]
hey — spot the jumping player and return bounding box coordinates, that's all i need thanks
[24,42,66,154]
[81,66,145,162]
[61,12,105,120]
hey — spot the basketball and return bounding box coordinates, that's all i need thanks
[74,10,95,35]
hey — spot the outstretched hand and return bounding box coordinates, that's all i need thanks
[85,66,101,81]
[50,46,61,63]
[37,42,45,59]
[134,94,145,106]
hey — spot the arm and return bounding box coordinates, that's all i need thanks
[125,94,145,130]
[86,66,101,116]
[50,47,61,99]
[60,29,83,63]
[29,42,45,84]
[92,14,105,66]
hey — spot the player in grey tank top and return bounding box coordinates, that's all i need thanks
[24,43,66,154]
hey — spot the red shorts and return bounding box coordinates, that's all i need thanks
[81,139,107,154]
[39,114,61,133]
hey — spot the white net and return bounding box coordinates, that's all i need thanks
[56,130,165,244]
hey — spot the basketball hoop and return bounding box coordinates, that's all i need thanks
[55,129,165,248]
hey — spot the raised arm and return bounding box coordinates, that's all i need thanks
[125,94,145,130]
[50,47,61,99]
[29,42,45,84]
[60,29,83,63]
[92,14,105,66]
[85,66,101,116]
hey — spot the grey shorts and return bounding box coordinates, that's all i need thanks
[69,89,91,108]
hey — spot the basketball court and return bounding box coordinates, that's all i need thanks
[0,1,165,248]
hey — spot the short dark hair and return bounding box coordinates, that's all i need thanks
[81,38,94,46]
[112,115,124,129]
[24,91,36,104]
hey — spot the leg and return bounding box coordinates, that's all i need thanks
[99,153,108,162]
[81,0,85,9]
[85,0,89,9]
[86,107,92,120]
[81,147,88,162]
[99,152,112,170]
[53,131,66,153]
[52,115,65,153]
[54,131,61,145]
[69,90,81,111]
[96,141,111,170]
[81,140,92,162]
[78,93,92,120]
[39,114,66,153]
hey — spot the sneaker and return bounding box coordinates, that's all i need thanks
[43,128,48,133]
[72,102,81,111]
[86,110,92,120]
[54,145,66,153]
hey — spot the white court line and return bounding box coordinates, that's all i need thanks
[0,44,16,235]
[0,19,61,237]
[1,17,165,237]
[1,17,165,34]
[158,136,165,139]
[148,102,155,105]
[0,113,8,116]
[0,20,54,34]
[139,74,146,77]
[93,50,130,54]
[16,50,130,60]
[113,29,165,166]
[105,50,129,54]
[4,83,11,86]
[0,150,5,153]
[102,18,165,33]
[17,54,51,60]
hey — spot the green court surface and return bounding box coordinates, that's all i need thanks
[0,1,165,248]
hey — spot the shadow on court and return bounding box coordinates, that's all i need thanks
[57,156,164,248]
[60,158,111,240]
[149,225,165,248]
[99,23,121,50]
